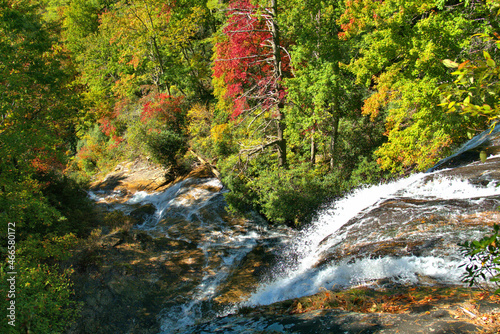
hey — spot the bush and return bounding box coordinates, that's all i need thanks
[72,125,125,177]
[126,93,188,168]
[349,156,392,187]
[144,127,186,166]
[0,235,81,333]
[187,103,236,160]
[460,224,500,293]
[222,158,347,226]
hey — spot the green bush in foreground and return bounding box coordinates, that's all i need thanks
[0,235,81,333]
[460,224,500,293]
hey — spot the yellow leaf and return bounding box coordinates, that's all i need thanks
[443,59,459,68]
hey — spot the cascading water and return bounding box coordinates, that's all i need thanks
[242,169,500,308]
[90,176,292,333]
[88,156,500,333]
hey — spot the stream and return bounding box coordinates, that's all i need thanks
[88,155,500,333]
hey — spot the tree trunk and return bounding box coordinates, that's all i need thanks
[270,0,286,167]
[277,110,286,167]
[330,115,339,171]
[151,36,171,95]
[310,126,316,166]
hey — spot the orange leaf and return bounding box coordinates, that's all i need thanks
[458,60,470,70]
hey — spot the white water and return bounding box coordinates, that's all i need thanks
[124,178,257,332]
[88,165,500,332]
[116,177,289,334]
[243,256,463,306]
[242,172,500,307]
[158,231,259,332]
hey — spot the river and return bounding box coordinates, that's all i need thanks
[88,154,500,333]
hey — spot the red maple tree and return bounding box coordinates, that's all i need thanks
[213,0,289,165]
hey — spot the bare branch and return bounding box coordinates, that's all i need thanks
[214,53,273,62]
[239,139,281,157]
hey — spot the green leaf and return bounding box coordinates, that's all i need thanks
[443,59,459,68]
[482,104,493,113]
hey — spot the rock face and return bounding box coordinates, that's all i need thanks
[70,164,287,334]
[68,230,203,334]
[317,157,500,270]
[69,164,223,334]
[178,308,483,334]
[427,124,500,172]
[91,158,173,193]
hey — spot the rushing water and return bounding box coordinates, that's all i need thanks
[90,177,292,333]
[243,171,500,308]
[89,160,500,333]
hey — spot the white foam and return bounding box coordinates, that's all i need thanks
[397,175,500,200]
[243,173,500,308]
[244,255,463,306]
[279,173,429,275]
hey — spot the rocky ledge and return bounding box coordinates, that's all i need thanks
[180,286,500,333]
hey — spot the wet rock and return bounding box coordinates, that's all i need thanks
[215,245,277,305]
[74,168,275,334]
[177,308,483,334]
[427,123,500,172]
[130,204,156,221]
[68,226,209,334]
[315,192,500,270]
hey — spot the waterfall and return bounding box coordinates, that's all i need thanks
[98,177,290,334]
[88,157,500,333]
[242,170,500,307]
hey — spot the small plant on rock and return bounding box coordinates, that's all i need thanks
[460,224,500,293]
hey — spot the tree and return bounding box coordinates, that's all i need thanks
[339,0,491,173]
[440,33,500,128]
[283,0,363,169]
[0,0,79,234]
[0,1,83,331]
[213,0,289,166]
[97,0,204,96]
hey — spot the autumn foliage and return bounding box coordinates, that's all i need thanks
[141,93,184,124]
[213,0,287,118]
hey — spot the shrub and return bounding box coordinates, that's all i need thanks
[349,156,392,187]
[221,159,346,226]
[72,125,125,177]
[0,235,81,333]
[145,126,185,166]
[187,103,214,158]
[460,224,500,293]
[126,93,188,167]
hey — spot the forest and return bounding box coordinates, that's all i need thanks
[1,0,500,332]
